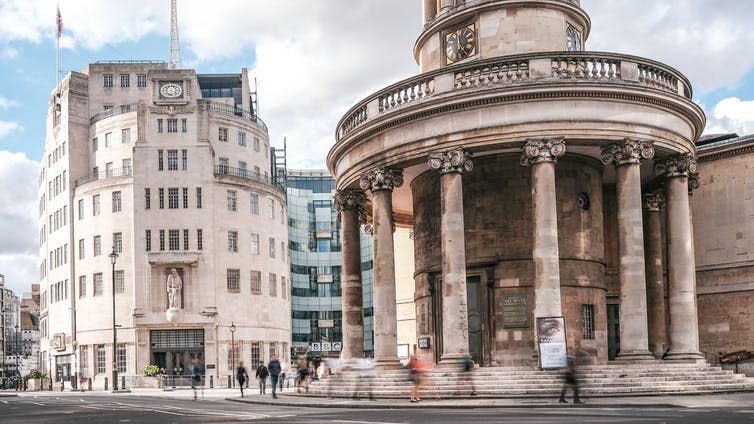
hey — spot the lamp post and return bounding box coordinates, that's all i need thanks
[109,247,119,392]
[14,324,19,377]
[229,322,236,388]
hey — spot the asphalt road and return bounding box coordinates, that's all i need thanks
[2,393,754,423]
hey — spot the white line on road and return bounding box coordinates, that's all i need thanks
[331,421,406,424]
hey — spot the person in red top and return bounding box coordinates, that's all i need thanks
[408,355,430,402]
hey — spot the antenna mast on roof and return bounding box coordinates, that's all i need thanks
[168,0,181,69]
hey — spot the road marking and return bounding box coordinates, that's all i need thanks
[331,421,406,424]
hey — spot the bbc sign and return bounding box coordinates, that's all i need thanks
[309,342,342,352]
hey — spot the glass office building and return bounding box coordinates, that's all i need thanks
[287,170,373,360]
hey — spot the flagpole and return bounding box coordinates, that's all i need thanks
[56,3,61,99]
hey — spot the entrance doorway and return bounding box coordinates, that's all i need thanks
[607,304,620,360]
[466,276,483,365]
[150,329,205,376]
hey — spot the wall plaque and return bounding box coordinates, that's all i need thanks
[502,293,528,328]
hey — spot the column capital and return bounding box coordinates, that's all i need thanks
[654,153,698,178]
[520,137,566,166]
[600,138,654,166]
[642,192,665,211]
[359,168,404,192]
[688,172,700,195]
[428,148,473,174]
[334,190,367,222]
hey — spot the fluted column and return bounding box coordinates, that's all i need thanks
[359,168,404,366]
[655,154,703,360]
[428,148,473,365]
[521,138,565,326]
[643,192,667,358]
[601,138,654,360]
[335,190,367,362]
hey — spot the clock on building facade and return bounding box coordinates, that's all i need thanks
[445,24,477,64]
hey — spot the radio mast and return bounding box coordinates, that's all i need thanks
[168,0,181,69]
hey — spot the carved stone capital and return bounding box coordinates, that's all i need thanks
[520,137,566,166]
[363,223,374,236]
[334,190,367,223]
[600,138,654,166]
[654,153,698,178]
[359,168,404,192]
[643,192,665,211]
[688,172,700,195]
[428,148,473,174]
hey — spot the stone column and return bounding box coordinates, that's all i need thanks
[520,138,565,323]
[428,148,473,365]
[360,168,404,366]
[601,138,654,360]
[334,190,367,362]
[643,192,667,358]
[655,154,703,360]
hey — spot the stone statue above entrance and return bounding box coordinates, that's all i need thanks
[167,268,183,309]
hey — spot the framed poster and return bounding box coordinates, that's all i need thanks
[536,316,568,369]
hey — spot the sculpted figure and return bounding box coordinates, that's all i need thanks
[167,268,182,309]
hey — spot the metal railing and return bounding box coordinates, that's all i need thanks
[75,166,132,187]
[90,104,138,124]
[199,100,268,132]
[214,165,285,192]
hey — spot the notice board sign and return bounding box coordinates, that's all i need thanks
[536,316,568,369]
[502,294,528,328]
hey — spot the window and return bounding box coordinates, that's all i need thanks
[196,187,202,208]
[269,237,275,258]
[157,119,163,133]
[181,118,187,133]
[117,344,127,373]
[137,73,147,87]
[169,229,180,250]
[145,230,152,252]
[93,166,99,179]
[219,127,228,142]
[281,276,287,299]
[182,149,188,170]
[103,74,113,88]
[238,161,247,177]
[197,229,203,250]
[228,231,238,252]
[238,131,246,146]
[250,194,258,215]
[79,276,86,298]
[120,74,130,87]
[269,198,275,219]
[167,118,178,133]
[281,241,286,262]
[168,188,179,209]
[93,195,101,216]
[269,273,277,296]
[250,271,261,294]
[227,269,240,291]
[227,190,237,211]
[122,158,132,175]
[581,304,595,340]
[78,199,84,220]
[105,162,113,177]
[182,187,188,208]
[228,342,239,373]
[80,345,89,374]
[120,105,131,113]
[96,344,106,374]
[158,149,164,171]
[253,166,260,177]
[159,230,165,251]
[145,188,151,209]
[113,232,123,254]
[183,229,189,250]
[219,157,229,174]
[78,239,84,260]
[167,150,178,170]
[159,188,165,209]
[104,105,114,117]
[115,270,124,293]
[104,132,112,148]
[94,235,102,256]
[250,233,260,255]
[253,137,260,152]
[112,191,121,212]
[93,273,103,296]
[121,128,131,143]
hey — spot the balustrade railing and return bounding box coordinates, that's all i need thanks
[75,166,132,187]
[551,56,620,79]
[378,77,435,112]
[90,104,138,124]
[455,59,529,88]
[213,165,285,192]
[199,100,268,132]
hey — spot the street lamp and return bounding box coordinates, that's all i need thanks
[229,322,236,388]
[14,324,19,377]
[109,247,119,392]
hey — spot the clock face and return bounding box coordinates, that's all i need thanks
[160,82,183,99]
[566,24,582,51]
[446,25,476,64]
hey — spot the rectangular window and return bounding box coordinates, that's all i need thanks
[196,187,202,208]
[120,74,130,87]
[250,194,258,215]
[238,161,247,177]
[80,345,89,374]
[181,229,189,250]
[238,131,246,146]
[104,132,112,148]
[269,237,275,258]
[181,149,188,170]
[269,273,277,297]
[182,187,188,208]
[93,195,101,216]
[253,137,260,152]
[169,229,180,251]
[103,74,113,88]
[78,238,85,260]
[121,128,130,143]
[137,73,147,87]
[167,118,178,133]
[115,270,124,293]
[93,273,103,296]
[227,190,237,211]
[145,229,152,252]
[251,341,261,367]
[581,304,595,340]
[78,199,84,220]
[104,104,114,116]
[120,105,131,114]
[227,268,240,291]
[157,119,163,133]
[281,276,287,299]
[269,198,275,219]
[105,161,113,177]
[219,127,228,142]
[122,158,132,175]
[145,188,151,209]
[250,233,259,255]
[158,149,164,171]
[181,118,187,133]
[250,270,261,294]
[167,150,178,170]
[113,232,123,254]
[117,344,127,373]
[112,191,122,213]
[228,231,238,252]
[281,241,286,262]
[197,229,203,250]
[168,187,179,209]
[219,157,229,174]
[159,230,165,251]
[96,344,106,374]
[79,276,86,298]
[159,188,165,209]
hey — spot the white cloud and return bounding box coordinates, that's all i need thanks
[0,120,23,138]
[704,97,754,135]
[0,96,18,108]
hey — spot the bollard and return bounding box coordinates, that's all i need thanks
[104,377,109,391]
[60,380,64,391]
[210,375,214,388]
[121,375,126,390]
[49,378,53,391]
[227,375,231,388]
[88,378,92,392]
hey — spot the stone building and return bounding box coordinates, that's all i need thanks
[39,62,291,387]
[329,0,707,367]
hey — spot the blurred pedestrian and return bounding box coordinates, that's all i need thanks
[190,358,204,400]
[351,357,375,400]
[256,360,269,394]
[455,355,477,396]
[236,361,249,397]
[297,355,310,393]
[268,355,281,399]
[408,354,430,402]
[279,360,289,391]
[559,356,584,404]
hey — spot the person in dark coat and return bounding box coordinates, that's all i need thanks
[268,355,282,398]
[236,361,249,397]
[559,356,584,404]
[255,361,269,394]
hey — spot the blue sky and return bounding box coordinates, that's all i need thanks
[1,0,753,296]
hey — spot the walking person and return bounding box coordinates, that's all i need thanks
[236,361,249,397]
[297,355,310,393]
[455,355,477,396]
[559,356,584,404]
[279,360,289,391]
[351,357,375,400]
[255,361,269,395]
[190,358,204,400]
[268,355,282,398]
[408,354,429,402]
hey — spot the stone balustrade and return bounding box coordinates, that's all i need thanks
[335,51,693,141]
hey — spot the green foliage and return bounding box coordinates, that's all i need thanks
[24,369,46,380]
[143,364,160,376]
